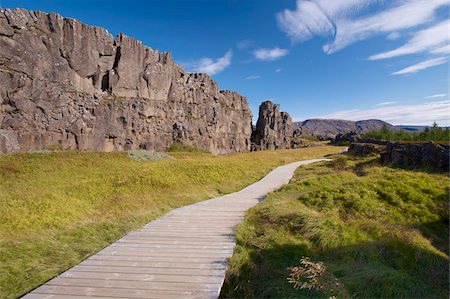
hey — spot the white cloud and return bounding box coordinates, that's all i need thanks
[189,50,232,75]
[277,0,450,55]
[253,47,289,61]
[430,44,450,55]
[376,101,397,106]
[245,75,260,80]
[425,93,447,99]
[313,100,450,125]
[386,32,401,40]
[392,57,448,75]
[276,0,376,42]
[275,68,283,73]
[369,20,450,60]
[277,1,335,42]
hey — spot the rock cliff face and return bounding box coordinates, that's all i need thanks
[251,100,292,150]
[0,8,252,154]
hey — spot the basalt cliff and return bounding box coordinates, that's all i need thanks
[0,8,253,154]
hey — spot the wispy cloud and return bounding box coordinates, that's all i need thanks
[253,47,289,61]
[275,68,283,73]
[188,50,232,75]
[369,20,450,60]
[276,0,450,68]
[376,101,397,106]
[430,44,450,55]
[236,39,254,50]
[313,100,450,126]
[425,93,447,99]
[386,32,401,40]
[277,0,376,43]
[391,57,448,75]
[245,75,260,80]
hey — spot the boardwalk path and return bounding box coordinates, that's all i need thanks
[24,158,329,299]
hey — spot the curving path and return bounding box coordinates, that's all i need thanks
[24,158,329,299]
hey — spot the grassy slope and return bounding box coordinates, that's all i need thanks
[0,146,342,298]
[221,156,449,298]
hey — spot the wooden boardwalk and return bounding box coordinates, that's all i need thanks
[24,159,328,299]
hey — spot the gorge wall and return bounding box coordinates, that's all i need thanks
[0,8,253,154]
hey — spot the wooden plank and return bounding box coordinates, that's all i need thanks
[80,259,227,270]
[59,271,224,284]
[136,229,235,234]
[71,265,226,276]
[31,285,218,299]
[119,235,234,240]
[94,252,231,259]
[141,227,236,231]
[107,244,234,251]
[126,233,235,238]
[24,294,103,299]
[46,277,221,292]
[88,255,228,263]
[115,239,234,246]
[97,247,232,254]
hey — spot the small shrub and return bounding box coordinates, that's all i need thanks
[302,135,320,142]
[168,143,209,153]
[0,162,20,177]
[46,144,63,151]
[127,150,175,162]
[288,257,349,298]
[328,157,348,171]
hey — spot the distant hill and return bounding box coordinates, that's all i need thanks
[294,119,396,139]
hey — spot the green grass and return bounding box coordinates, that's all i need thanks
[0,146,343,299]
[221,155,449,298]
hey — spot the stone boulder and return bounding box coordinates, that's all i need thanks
[0,8,252,154]
[381,142,449,171]
[331,131,361,145]
[348,143,383,157]
[251,100,292,150]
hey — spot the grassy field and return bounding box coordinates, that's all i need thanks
[220,155,449,298]
[0,146,342,298]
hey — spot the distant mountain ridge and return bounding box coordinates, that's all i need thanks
[396,125,434,132]
[294,119,396,139]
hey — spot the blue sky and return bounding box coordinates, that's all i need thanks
[2,0,449,125]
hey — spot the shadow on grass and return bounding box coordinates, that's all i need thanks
[220,237,449,298]
[413,218,449,256]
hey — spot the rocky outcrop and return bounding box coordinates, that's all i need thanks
[0,8,252,154]
[381,142,449,171]
[348,143,383,157]
[294,119,397,139]
[331,132,361,145]
[251,100,292,150]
